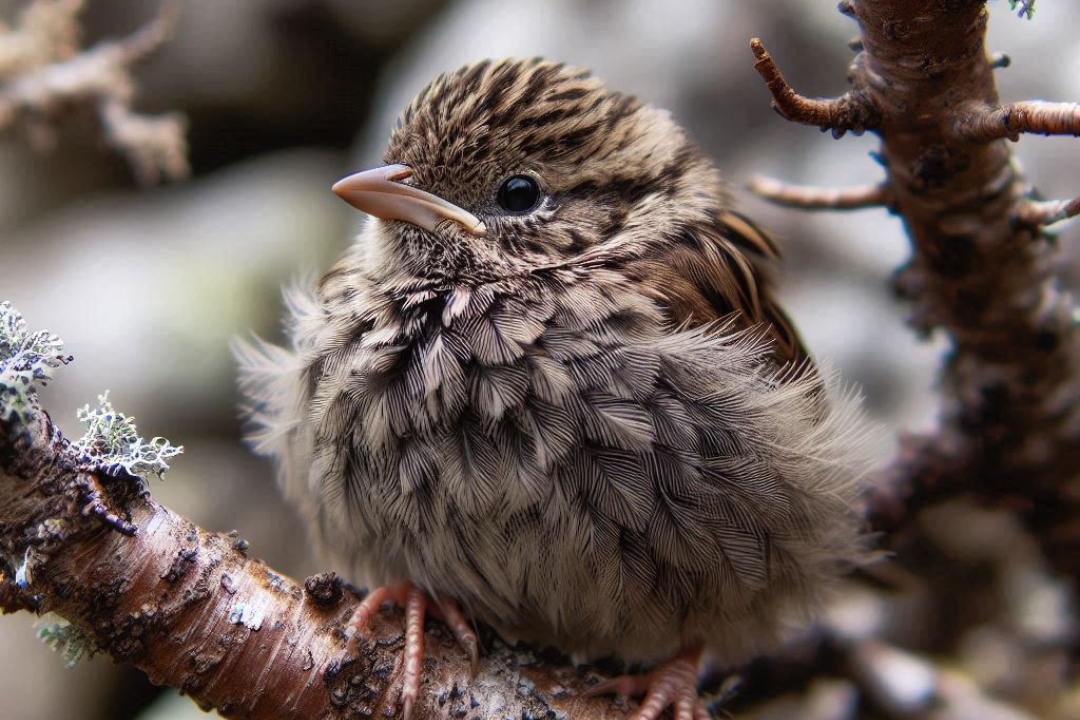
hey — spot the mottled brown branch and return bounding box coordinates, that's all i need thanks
[1011,195,1080,229]
[953,100,1080,142]
[756,0,1080,581]
[0,0,188,184]
[863,432,971,537]
[747,175,889,210]
[750,37,880,137]
[0,404,630,720]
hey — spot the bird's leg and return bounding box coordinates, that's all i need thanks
[585,646,710,720]
[347,581,480,720]
[425,591,481,674]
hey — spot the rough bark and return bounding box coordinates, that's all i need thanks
[3,1,1080,719]
[753,0,1080,576]
[0,407,627,720]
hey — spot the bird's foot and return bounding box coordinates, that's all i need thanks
[585,648,710,720]
[347,581,479,720]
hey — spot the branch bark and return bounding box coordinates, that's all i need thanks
[0,406,623,720]
[746,176,888,211]
[754,0,1080,576]
[3,1,1080,718]
[1012,195,1080,229]
[750,37,879,137]
[953,100,1080,141]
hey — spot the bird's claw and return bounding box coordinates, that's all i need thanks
[585,649,710,720]
[427,591,480,675]
[346,581,479,720]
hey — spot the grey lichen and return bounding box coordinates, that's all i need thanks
[37,617,97,668]
[71,392,183,478]
[0,300,71,425]
[1,300,184,667]
[0,300,183,477]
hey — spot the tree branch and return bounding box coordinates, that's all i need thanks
[0,400,628,720]
[753,0,1080,577]
[953,100,1080,142]
[1011,195,1080,229]
[0,0,188,184]
[750,37,880,137]
[747,176,889,210]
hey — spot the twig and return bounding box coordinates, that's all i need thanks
[953,100,1080,142]
[98,98,188,185]
[753,1,1080,585]
[748,175,889,211]
[112,0,180,64]
[0,0,188,184]
[1011,195,1080,229]
[750,38,879,138]
[0,0,83,76]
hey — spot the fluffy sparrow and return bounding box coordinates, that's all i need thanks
[237,58,873,720]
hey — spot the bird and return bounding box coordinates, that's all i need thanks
[236,57,874,720]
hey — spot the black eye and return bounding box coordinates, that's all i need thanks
[496,175,542,214]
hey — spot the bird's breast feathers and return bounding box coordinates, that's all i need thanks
[238,273,869,659]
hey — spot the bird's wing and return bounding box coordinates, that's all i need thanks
[624,210,808,366]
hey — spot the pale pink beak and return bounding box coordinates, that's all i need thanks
[332,164,486,236]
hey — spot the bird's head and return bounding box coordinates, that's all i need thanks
[335,58,726,285]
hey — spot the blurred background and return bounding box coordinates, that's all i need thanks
[1,1,1078,718]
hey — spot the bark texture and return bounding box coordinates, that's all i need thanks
[3,1,1080,719]
[0,408,627,720]
[754,1,1080,577]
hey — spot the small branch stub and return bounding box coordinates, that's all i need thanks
[748,176,889,211]
[1012,195,1080,230]
[750,38,879,137]
[953,100,1080,142]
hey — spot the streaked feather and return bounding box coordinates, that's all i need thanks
[236,58,875,666]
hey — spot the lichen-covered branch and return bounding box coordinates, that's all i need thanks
[0,0,188,184]
[753,0,1080,579]
[0,302,625,720]
[1,410,426,719]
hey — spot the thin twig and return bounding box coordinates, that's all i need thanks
[113,0,180,64]
[0,0,188,183]
[1011,196,1080,229]
[748,175,889,211]
[953,100,1080,142]
[750,38,879,137]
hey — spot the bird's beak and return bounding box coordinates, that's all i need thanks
[332,164,487,236]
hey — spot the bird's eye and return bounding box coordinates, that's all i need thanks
[496,175,543,214]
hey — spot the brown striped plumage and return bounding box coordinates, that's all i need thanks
[237,58,873,720]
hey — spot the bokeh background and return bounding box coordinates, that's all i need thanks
[1,1,1078,719]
